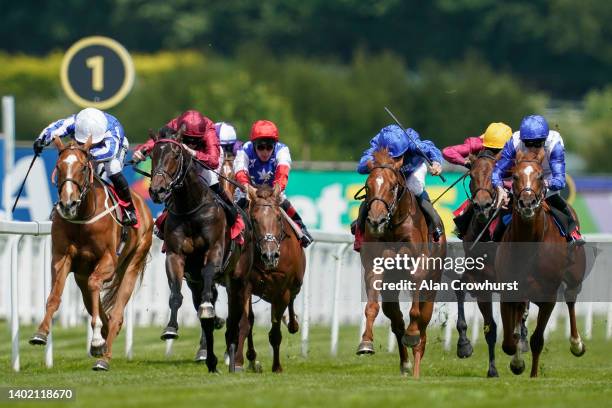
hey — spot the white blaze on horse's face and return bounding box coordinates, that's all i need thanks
[523,165,534,189]
[62,154,79,199]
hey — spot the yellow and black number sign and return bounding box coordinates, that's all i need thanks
[60,36,134,109]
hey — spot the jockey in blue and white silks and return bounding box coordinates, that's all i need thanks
[34,108,137,226]
[356,124,445,242]
[492,114,584,244]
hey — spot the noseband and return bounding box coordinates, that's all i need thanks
[54,145,94,206]
[366,164,406,225]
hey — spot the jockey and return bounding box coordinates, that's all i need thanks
[216,122,243,159]
[34,108,138,226]
[132,110,239,239]
[442,122,512,239]
[356,124,445,242]
[233,119,313,247]
[492,114,585,245]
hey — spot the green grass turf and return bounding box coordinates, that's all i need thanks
[1,318,611,408]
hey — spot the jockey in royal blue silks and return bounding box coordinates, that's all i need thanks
[34,108,138,226]
[355,124,445,243]
[492,114,585,245]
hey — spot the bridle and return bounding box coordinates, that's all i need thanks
[251,203,286,256]
[53,145,95,212]
[151,138,193,197]
[365,164,406,227]
[513,159,547,212]
[467,151,498,206]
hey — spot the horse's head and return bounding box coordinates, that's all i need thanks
[365,148,404,236]
[468,150,499,222]
[512,148,547,219]
[248,184,284,270]
[52,136,93,220]
[149,125,188,203]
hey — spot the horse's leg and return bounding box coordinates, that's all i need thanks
[88,252,116,358]
[403,293,421,348]
[381,300,410,376]
[270,295,289,373]
[411,301,433,379]
[161,253,185,340]
[519,301,530,353]
[287,297,299,334]
[455,289,473,358]
[246,300,260,372]
[200,249,223,373]
[502,302,526,375]
[357,268,380,354]
[567,301,586,356]
[529,302,555,377]
[98,246,147,370]
[477,299,498,377]
[226,278,245,371]
[30,252,72,345]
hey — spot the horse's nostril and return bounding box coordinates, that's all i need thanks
[274,252,280,259]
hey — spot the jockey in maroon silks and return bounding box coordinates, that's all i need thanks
[442,122,512,239]
[133,110,243,241]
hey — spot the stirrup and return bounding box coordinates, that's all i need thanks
[432,226,443,243]
[123,209,138,227]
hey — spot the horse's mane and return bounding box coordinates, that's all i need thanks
[517,148,544,164]
[256,184,276,199]
[372,147,394,166]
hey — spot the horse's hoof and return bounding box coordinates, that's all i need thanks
[356,341,375,355]
[400,360,412,377]
[198,302,216,319]
[233,365,243,373]
[214,317,225,330]
[487,367,499,378]
[194,349,207,363]
[288,321,299,334]
[160,327,179,340]
[509,359,525,375]
[29,332,47,346]
[456,339,474,359]
[92,359,109,371]
[89,342,107,358]
[518,339,530,353]
[570,338,586,357]
[248,360,263,373]
[401,334,421,348]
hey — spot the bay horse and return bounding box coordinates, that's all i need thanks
[357,148,446,378]
[232,184,305,373]
[29,137,153,371]
[453,149,527,377]
[148,126,253,373]
[496,148,586,377]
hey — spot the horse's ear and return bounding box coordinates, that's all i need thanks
[535,147,546,163]
[53,136,64,151]
[148,128,158,141]
[366,159,374,171]
[247,185,257,202]
[273,182,282,199]
[176,124,186,143]
[83,134,93,151]
[468,153,477,164]
[393,155,404,170]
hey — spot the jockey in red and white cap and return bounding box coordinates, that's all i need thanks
[233,119,313,247]
[133,110,239,239]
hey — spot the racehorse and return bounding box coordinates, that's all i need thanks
[148,126,253,373]
[221,148,237,199]
[231,184,305,373]
[29,137,153,371]
[453,150,527,377]
[496,148,586,377]
[357,148,446,378]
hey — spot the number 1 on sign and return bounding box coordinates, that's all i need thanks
[86,56,104,91]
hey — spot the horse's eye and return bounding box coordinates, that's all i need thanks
[537,174,544,180]
[513,174,519,180]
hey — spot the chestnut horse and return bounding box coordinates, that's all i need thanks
[496,148,586,377]
[29,137,153,371]
[148,127,253,373]
[357,148,446,378]
[221,150,237,199]
[453,149,527,377]
[232,184,305,373]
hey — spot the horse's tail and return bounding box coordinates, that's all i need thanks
[101,245,150,315]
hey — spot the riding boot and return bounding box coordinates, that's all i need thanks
[416,191,443,242]
[211,183,237,226]
[546,194,584,246]
[453,205,474,240]
[109,173,138,227]
[281,199,313,247]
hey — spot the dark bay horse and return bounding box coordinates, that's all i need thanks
[148,126,253,373]
[453,150,526,377]
[496,148,586,377]
[29,137,153,371]
[357,148,446,378]
[232,184,305,373]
